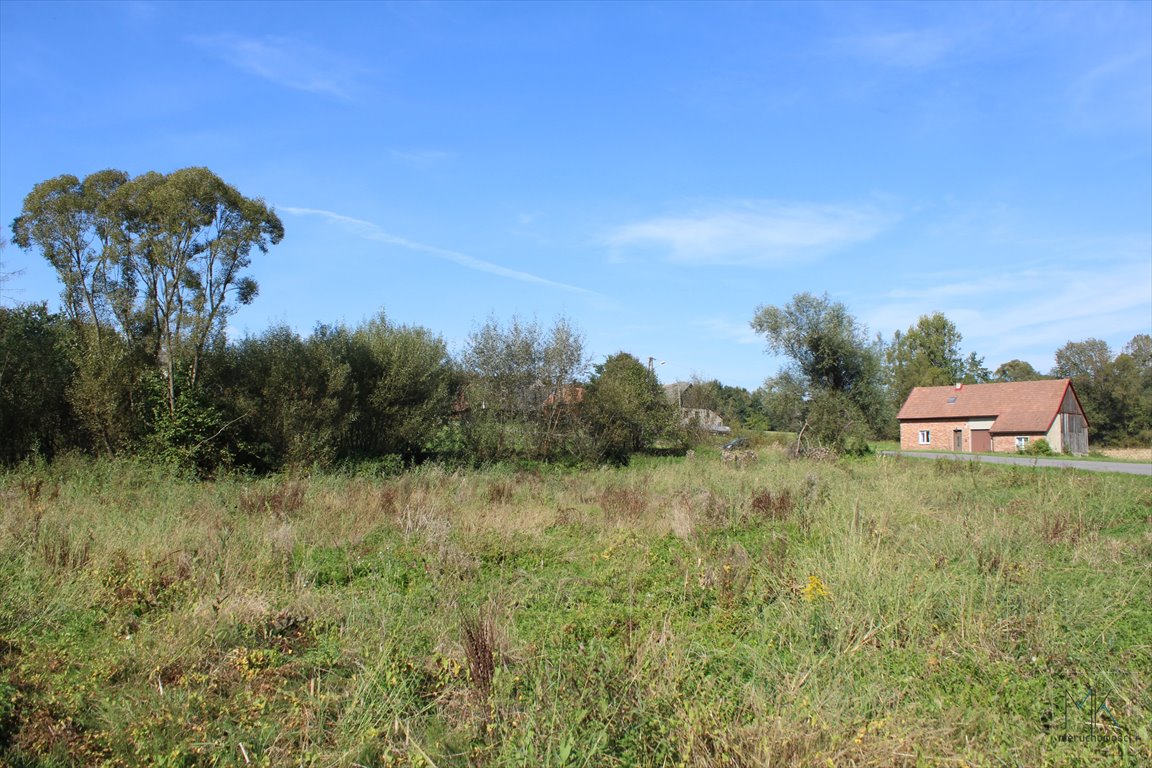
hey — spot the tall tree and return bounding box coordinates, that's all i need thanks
[885,312,967,406]
[581,352,676,464]
[1051,338,1113,382]
[993,359,1046,382]
[1118,334,1152,442]
[12,168,284,419]
[10,171,129,342]
[752,292,876,395]
[223,324,356,471]
[0,304,77,462]
[344,313,459,461]
[1049,337,1152,445]
[751,292,888,447]
[459,314,589,461]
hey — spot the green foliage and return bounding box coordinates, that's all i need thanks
[11,167,284,422]
[223,316,458,472]
[887,312,989,413]
[752,292,877,396]
[223,324,354,471]
[344,313,459,460]
[803,389,874,455]
[887,312,966,401]
[753,370,807,432]
[752,292,890,446]
[459,315,590,463]
[63,325,150,456]
[1052,336,1152,446]
[0,304,76,463]
[993,358,1046,382]
[139,371,233,475]
[1019,437,1055,456]
[581,352,678,464]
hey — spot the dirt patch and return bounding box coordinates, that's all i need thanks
[1098,447,1152,462]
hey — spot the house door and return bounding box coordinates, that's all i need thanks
[971,430,991,452]
[953,430,963,451]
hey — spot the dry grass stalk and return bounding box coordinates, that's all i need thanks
[461,608,498,700]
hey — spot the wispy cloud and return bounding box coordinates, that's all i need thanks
[120,1,159,23]
[605,201,897,266]
[837,28,958,70]
[868,252,1152,369]
[190,34,363,100]
[1068,48,1152,133]
[389,149,456,166]
[700,316,761,346]
[280,207,598,296]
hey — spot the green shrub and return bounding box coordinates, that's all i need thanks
[1020,438,1054,456]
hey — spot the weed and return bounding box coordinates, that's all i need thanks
[750,488,794,521]
[1041,509,1086,544]
[238,480,306,519]
[486,479,515,505]
[597,486,648,521]
[32,517,93,574]
[461,608,499,701]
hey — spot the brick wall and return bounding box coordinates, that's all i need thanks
[991,434,1045,453]
[899,420,969,451]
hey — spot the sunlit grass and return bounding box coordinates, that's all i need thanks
[2,453,1149,766]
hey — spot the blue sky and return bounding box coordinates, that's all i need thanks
[1,0,1149,391]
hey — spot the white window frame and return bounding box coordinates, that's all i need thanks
[1015,436,1030,450]
[918,430,931,445]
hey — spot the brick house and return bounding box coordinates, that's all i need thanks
[896,379,1089,455]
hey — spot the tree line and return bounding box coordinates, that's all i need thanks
[3,169,1149,471]
[743,293,1151,452]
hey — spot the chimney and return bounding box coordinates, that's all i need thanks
[954,383,963,390]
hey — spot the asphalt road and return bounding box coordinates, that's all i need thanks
[879,451,1152,476]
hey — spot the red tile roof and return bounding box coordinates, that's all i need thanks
[897,379,1081,434]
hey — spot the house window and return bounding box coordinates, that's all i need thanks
[1015,436,1030,450]
[918,430,931,445]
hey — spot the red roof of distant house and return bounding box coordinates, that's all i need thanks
[897,379,1084,434]
[543,385,585,407]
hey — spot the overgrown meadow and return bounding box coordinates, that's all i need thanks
[1,448,1149,767]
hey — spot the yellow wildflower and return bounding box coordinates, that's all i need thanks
[801,574,831,602]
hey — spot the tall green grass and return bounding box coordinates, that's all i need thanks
[1,451,1148,766]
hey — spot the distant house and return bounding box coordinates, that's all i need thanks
[541,384,585,408]
[896,379,1089,455]
[682,408,731,434]
[664,381,731,434]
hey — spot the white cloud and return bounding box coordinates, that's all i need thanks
[190,34,363,100]
[280,206,598,296]
[605,201,896,266]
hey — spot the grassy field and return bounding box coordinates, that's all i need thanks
[1,448,1149,767]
